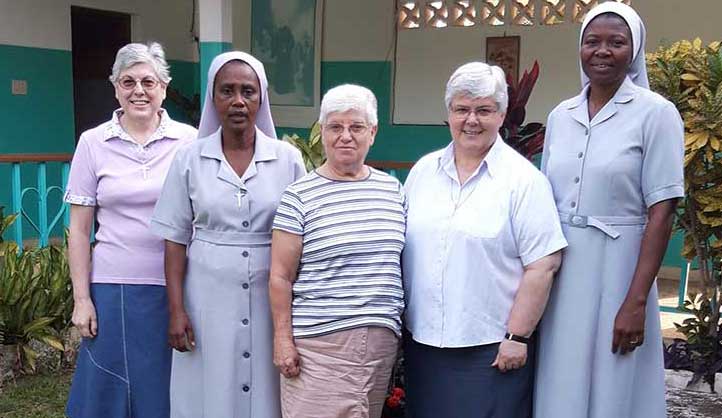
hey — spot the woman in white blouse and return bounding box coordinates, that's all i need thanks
[402,62,567,418]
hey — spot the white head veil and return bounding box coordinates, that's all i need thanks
[197,51,277,139]
[579,2,649,89]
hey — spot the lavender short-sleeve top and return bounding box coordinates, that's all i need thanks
[64,109,197,285]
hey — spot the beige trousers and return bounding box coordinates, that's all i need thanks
[280,326,398,418]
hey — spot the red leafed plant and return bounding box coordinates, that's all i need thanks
[500,61,545,161]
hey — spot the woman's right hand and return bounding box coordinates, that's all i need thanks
[273,337,301,378]
[72,298,98,338]
[168,309,195,352]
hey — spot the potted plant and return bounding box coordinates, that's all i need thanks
[648,39,722,389]
[500,61,546,161]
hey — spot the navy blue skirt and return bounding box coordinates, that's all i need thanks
[66,284,172,418]
[403,331,535,418]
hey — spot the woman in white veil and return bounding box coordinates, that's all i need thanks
[535,3,684,417]
[151,51,305,418]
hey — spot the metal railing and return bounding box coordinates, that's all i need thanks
[0,154,73,249]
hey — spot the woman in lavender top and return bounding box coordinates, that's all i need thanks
[64,42,197,418]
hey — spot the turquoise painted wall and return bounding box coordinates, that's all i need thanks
[0,44,198,241]
[199,42,233,102]
[0,44,75,241]
[166,59,201,125]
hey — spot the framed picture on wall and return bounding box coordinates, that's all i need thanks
[485,36,520,85]
[251,0,324,128]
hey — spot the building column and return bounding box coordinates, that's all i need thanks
[198,0,233,102]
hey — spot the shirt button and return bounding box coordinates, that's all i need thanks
[243,352,250,358]
[242,319,249,325]
[574,177,580,183]
[242,385,250,392]
[242,221,249,227]
[577,152,584,158]
[242,251,249,257]
[571,201,577,208]
[242,283,249,289]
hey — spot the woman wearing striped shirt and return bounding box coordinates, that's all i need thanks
[269,84,406,418]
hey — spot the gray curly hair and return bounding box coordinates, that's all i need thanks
[109,42,171,84]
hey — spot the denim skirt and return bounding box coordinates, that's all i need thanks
[66,283,172,418]
[403,331,535,418]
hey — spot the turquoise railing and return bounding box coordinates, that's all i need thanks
[1,153,73,250]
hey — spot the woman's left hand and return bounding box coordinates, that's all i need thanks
[612,299,646,355]
[491,340,527,372]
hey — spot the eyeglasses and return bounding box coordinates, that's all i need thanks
[450,105,499,119]
[117,77,160,91]
[324,123,370,135]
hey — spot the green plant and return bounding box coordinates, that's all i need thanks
[282,122,325,171]
[0,206,19,245]
[500,61,545,160]
[648,39,722,385]
[0,241,71,373]
[672,295,722,385]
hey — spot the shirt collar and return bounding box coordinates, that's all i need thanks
[437,134,504,181]
[566,76,638,110]
[103,108,177,144]
[199,126,278,162]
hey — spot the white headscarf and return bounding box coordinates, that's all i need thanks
[197,51,277,139]
[579,2,649,89]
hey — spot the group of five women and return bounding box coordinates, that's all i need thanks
[64,3,683,417]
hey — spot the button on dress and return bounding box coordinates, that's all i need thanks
[151,128,305,418]
[534,77,684,418]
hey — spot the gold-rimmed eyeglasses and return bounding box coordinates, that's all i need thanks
[117,76,161,91]
[323,123,370,136]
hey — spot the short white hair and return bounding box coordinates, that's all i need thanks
[444,62,508,113]
[319,84,378,126]
[109,42,171,84]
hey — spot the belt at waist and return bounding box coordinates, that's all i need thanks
[193,229,272,246]
[558,212,647,239]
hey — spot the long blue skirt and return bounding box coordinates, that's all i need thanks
[403,331,535,418]
[66,283,172,418]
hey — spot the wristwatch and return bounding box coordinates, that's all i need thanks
[504,332,531,344]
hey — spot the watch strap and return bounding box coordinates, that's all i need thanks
[504,332,530,344]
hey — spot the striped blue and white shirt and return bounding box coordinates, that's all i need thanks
[273,168,407,338]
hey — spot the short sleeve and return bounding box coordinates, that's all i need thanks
[540,112,555,175]
[150,149,194,245]
[512,173,568,266]
[273,188,305,235]
[642,101,685,207]
[64,135,98,206]
[290,148,307,181]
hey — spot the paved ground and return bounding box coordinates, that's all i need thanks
[666,387,722,417]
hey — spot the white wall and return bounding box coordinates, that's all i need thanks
[394,0,722,125]
[0,0,197,61]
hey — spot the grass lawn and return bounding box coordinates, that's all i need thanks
[0,372,71,418]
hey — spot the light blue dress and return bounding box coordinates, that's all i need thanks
[534,77,684,418]
[151,128,305,418]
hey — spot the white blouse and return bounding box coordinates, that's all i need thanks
[402,136,567,348]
